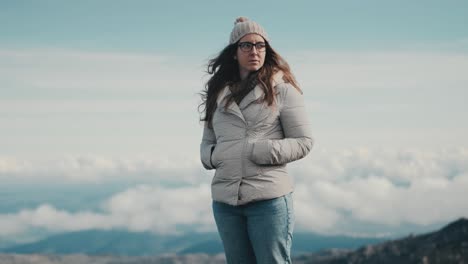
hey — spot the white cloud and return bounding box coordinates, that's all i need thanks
[289,147,468,233]
[104,184,213,232]
[294,184,341,231]
[0,147,467,238]
[0,48,209,157]
[0,49,206,94]
[1,48,466,99]
[0,154,209,184]
[0,184,213,237]
[286,50,468,92]
[1,48,467,156]
[0,99,197,115]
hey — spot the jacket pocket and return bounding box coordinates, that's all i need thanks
[250,139,272,165]
[211,145,222,168]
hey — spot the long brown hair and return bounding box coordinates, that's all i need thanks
[199,41,301,128]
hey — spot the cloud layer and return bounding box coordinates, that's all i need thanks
[0,184,212,236]
[1,147,467,238]
[1,48,467,159]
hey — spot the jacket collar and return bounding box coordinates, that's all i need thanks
[216,71,286,122]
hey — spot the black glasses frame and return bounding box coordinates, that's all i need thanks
[238,42,267,52]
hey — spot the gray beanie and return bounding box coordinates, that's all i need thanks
[229,17,269,44]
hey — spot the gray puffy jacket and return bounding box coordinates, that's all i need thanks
[200,71,313,206]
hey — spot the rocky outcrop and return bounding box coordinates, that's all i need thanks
[296,218,468,264]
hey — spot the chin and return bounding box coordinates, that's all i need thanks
[248,66,261,71]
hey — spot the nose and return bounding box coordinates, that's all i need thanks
[250,46,259,54]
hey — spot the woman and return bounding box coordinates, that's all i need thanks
[199,17,313,263]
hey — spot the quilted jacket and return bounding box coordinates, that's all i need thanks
[200,71,313,205]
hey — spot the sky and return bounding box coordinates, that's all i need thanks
[0,0,468,246]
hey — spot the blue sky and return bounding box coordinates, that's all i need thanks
[0,0,468,246]
[2,0,467,53]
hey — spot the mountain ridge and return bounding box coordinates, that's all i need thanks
[2,218,467,263]
[295,217,468,263]
[0,230,383,256]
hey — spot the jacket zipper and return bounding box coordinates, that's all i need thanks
[238,127,249,202]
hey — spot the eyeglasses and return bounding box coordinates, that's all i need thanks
[238,42,266,52]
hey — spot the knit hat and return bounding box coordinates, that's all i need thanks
[229,17,269,44]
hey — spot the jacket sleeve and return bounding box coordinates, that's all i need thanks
[251,83,314,165]
[200,123,217,170]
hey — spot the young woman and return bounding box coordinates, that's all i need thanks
[199,17,313,263]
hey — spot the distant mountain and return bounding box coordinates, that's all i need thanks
[0,230,383,256]
[0,253,227,264]
[292,233,383,255]
[0,230,221,256]
[1,218,467,263]
[295,217,468,264]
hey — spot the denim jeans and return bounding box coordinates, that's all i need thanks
[212,192,294,264]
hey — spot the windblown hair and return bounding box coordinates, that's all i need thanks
[199,41,301,128]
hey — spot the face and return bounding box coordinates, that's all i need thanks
[236,33,266,79]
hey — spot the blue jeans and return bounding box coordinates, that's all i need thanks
[212,193,294,264]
